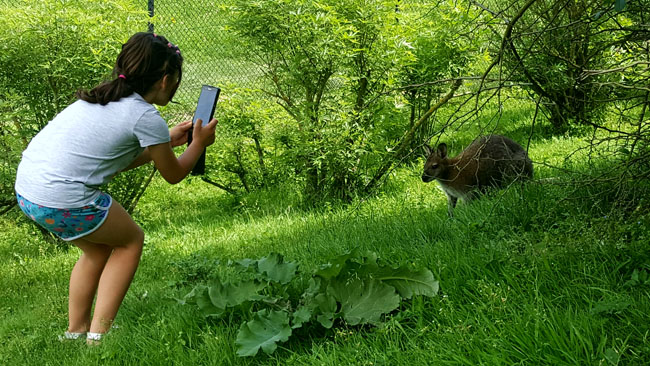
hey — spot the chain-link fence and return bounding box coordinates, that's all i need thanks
[147,0,263,106]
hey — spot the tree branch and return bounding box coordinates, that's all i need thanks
[201,176,238,195]
[476,0,538,101]
[364,79,462,193]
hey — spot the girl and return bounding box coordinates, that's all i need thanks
[14,32,217,344]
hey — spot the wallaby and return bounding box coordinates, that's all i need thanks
[422,135,533,216]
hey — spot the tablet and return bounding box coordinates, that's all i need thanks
[189,85,220,175]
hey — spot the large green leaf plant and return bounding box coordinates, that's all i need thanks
[179,250,439,357]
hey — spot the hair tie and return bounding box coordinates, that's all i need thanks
[118,74,126,80]
[166,41,181,56]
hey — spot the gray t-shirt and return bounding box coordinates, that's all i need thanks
[15,93,170,208]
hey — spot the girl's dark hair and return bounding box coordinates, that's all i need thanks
[77,32,183,105]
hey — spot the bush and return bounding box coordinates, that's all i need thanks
[0,0,148,212]
[202,86,297,194]
[229,0,415,200]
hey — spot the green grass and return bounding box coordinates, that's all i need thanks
[3,1,649,363]
[2,132,650,365]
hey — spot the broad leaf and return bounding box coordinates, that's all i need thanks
[344,251,380,277]
[314,292,338,314]
[236,309,292,357]
[328,278,400,325]
[182,251,441,357]
[291,306,312,329]
[319,250,383,279]
[178,284,204,305]
[235,258,257,268]
[257,252,298,284]
[231,258,257,273]
[312,292,338,328]
[315,250,355,279]
[226,280,267,305]
[207,279,229,310]
[194,286,225,317]
[374,267,439,299]
[358,251,379,269]
[303,277,322,299]
[207,278,265,309]
[316,314,334,329]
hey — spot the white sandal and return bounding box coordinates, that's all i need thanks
[58,331,86,341]
[86,332,104,345]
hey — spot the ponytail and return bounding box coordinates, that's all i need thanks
[76,32,183,105]
[76,75,134,105]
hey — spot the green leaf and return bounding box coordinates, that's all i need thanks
[235,309,292,357]
[374,267,439,299]
[312,292,338,328]
[207,278,266,309]
[347,251,380,276]
[315,250,355,279]
[207,279,230,310]
[236,258,257,268]
[315,249,378,279]
[178,285,203,305]
[193,286,225,318]
[304,277,322,298]
[257,252,298,284]
[328,278,400,325]
[231,258,257,273]
[291,306,312,329]
[615,0,626,12]
[316,314,334,329]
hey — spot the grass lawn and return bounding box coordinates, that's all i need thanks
[2,0,649,364]
[1,132,649,365]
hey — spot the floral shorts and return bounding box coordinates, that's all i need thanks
[16,192,112,241]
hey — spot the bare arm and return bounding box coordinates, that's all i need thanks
[121,120,194,173]
[149,118,217,184]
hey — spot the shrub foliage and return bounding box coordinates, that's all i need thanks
[0,0,148,213]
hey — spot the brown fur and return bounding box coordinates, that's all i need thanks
[422,135,533,215]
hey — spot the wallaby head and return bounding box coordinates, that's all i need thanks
[422,135,533,216]
[421,143,451,183]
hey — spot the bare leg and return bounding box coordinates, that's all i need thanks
[67,240,112,333]
[70,200,144,335]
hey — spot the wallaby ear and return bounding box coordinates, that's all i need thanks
[422,144,433,156]
[437,143,447,158]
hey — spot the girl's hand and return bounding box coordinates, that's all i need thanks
[149,118,218,184]
[192,118,218,147]
[169,120,193,147]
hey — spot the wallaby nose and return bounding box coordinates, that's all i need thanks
[422,174,433,183]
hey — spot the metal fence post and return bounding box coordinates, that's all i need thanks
[147,0,154,32]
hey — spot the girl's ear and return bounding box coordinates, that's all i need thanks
[161,72,180,92]
[161,73,174,89]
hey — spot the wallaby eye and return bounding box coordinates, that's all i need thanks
[431,163,439,169]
